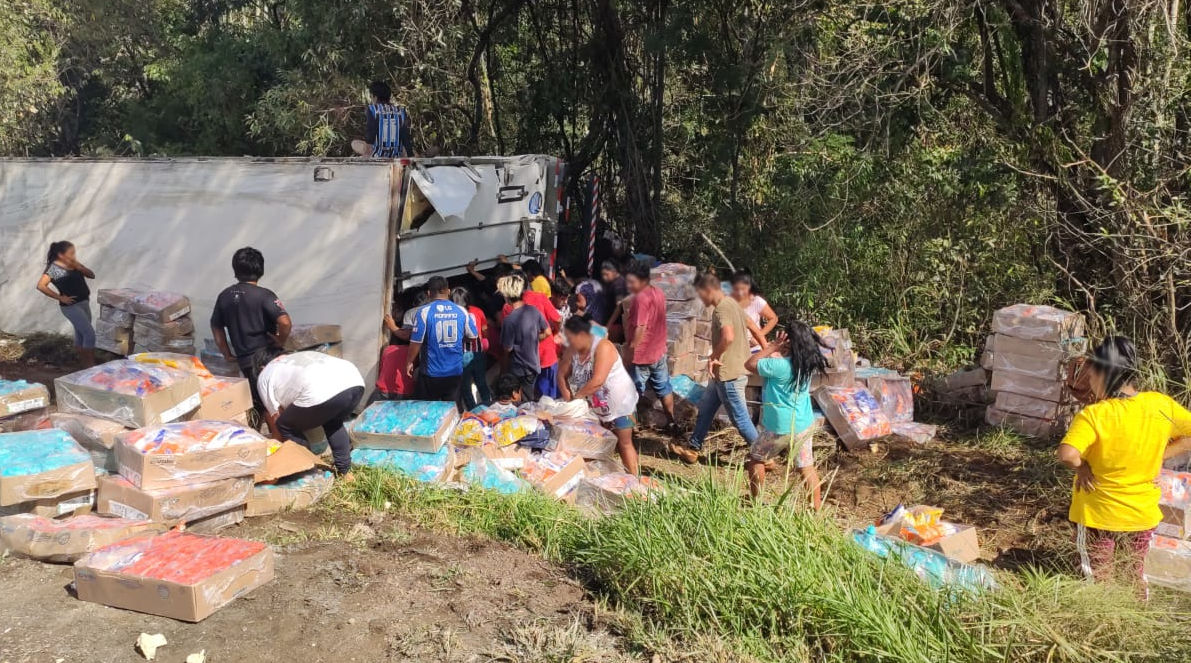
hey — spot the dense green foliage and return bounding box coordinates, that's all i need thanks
[6,0,1191,373]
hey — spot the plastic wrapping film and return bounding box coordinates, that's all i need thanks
[74,529,273,622]
[851,526,996,594]
[666,296,708,319]
[50,412,126,473]
[0,379,50,417]
[813,387,892,451]
[816,328,855,370]
[131,352,212,376]
[115,420,268,490]
[583,458,628,477]
[988,352,1067,381]
[984,407,1066,439]
[98,305,135,327]
[96,288,142,311]
[134,341,197,356]
[574,473,659,513]
[128,291,192,323]
[1159,470,1191,507]
[549,418,618,460]
[0,408,50,434]
[198,349,242,378]
[0,429,98,506]
[98,474,253,524]
[991,304,1084,342]
[350,400,459,452]
[988,333,1087,362]
[133,315,196,342]
[351,445,454,483]
[246,470,334,516]
[521,449,586,500]
[871,375,914,423]
[666,316,696,344]
[451,416,493,448]
[55,360,202,428]
[993,392,1065,421]
[518,396,595,420]
[460,452,529,495]
[989,370,1066,403]
[891,422,937,445]
[1145,536,1191,592]
[0,513,164,563]
[670,374,706,403]
[284,324,343,350]
[95,324,132,356]
[186,505,246,534]
[491,415,544,448]
[650,263,698,284]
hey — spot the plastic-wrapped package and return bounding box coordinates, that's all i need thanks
[0,408,50,434]
[1159,470,1191,506]
[0,488,96,519]
[667,296,708,319]
[50,411,126,472]
[866,375,913,423]
[492,415,543,447]
[1145,536,1191,592]
[989,370,1066,403]
[0,429,98,506]
[131,352,211,377]
[851,526,996,594]
[521,449,586,500]
[284,324,343,351]
[988,333,1087,361]
[993,392,1065,420]
[813,387,892,451]
[55,360,202,428]
[0,513,163,563]
[94,321,133,355]
[451,417,492,448]
[186,505,246,533]
[98,304,135,327]
[670,374,706,404]
[350,400,460,453]
[114,420,268,490]
[891,422,937,445]
[991,304,1084,342]
[549,418,618,460]
[574,473,659,513]
[583,457,628,477]
[246,470,334,516]
[985,407,1066,439]
[351,446,454,483]
[96,288,142,311]
[989,352,1066,381]
[0,379,50,417]
[133,315,195,341]
[518,396,593,420]
[460,453,528,495]
[96,474,252,524]
[650,263,697,283]
[134,340,197,356]
[198,349,242,378]
[74,530,274,622]
[654,278,697,302]
[815,328,855,369]
[129,291,192,323]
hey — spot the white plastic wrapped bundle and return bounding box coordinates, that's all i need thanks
[991,304,1084,342]
[55,361,201,428]
[129,291,192,323]
[549,418,618,461]
[134,315,195,341]
[96,288,142,311]
[98,305,135,328]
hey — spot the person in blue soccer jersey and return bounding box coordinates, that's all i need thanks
[406,276,478,405]
[351,80,414,158]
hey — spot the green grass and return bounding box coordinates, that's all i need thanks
[333,468,1191,662]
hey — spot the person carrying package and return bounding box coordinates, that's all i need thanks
[623,261,679,434]
[351,81,414,158]
[670,273,758,465]
[451,287,492,409]
[36,241,97,367]
[211,247,292,409]
[501,273,562,399]
[406,276,478,404]
[730,269,776,351]
[1056,336,1191,597]
[497,275,549,400]
[743,321,827,506]
[558,315,641,475]
[256,351,365,480]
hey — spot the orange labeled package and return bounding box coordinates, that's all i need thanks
[74,530,273,621]
[114,420,268,490]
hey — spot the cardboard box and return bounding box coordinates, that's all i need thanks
[114,421,268,490]
[285,324,343,350]
[56,361,202,429]
[1158,470,1191,538]
[186,505,246,533]
[994,391,1066,420]
[480,444,531,472]
[16,489,96,518]
[1145,535,1191,592]
[521,451,586,501]
[246,470,334,517]
[349,400,459,453]
[350,445,455,483]
[937,367,988,392]
[0,429,98,506]
[96,288,141,311]
[810,366,856,391]
[0,514,164,563]
[667,352,701,378]
[0,380,50,417]
[991,304,1084,342]
[985,406,1065,438]
[875,506,980,563]
[97,474,253,525]
[0,408,49,434]
[989,352,1067,381]
[813,387,892,451]
[694,317,712,340]
[253,441,325,483]
[96,333,132,356]
[73,530,273,622]
[128,291,192,323]
[99,304,135,327]
[818,328,855,369]
[989,370,1067,403]
[188,377,252,421]
[989,333,1087,361]
[50,411,127,473]
[134,315,195,341]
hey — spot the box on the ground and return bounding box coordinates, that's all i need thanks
[349,400,459,453]
[985,406,1065,438]
[521,450,586,501]
[186,504,246,533]
[56,361,202,428]
[988,352,1067,381]
[350,445,455,483]
[993,391,1066,421]
[988,333,1087,361]
[73,530,273,621]
[1145,536,1191,592]
[0,380,50,418]
[246,470,334,517]
[936,367,988,392]
[50,411,127,473]
[0,429,98,506]
[875,505,980,563]
[254,440,325,483]
[0,514,164,563]
[114,420,268,490]
[284,324,343,351]
[813,387,892,451]
[989,370,1067,403]
[188,376,252,422]
[97,474,252,525]
[891,421,937,445]
[0,489,97,518]
[95,329,132,356]
[128,291,192,323]
[867,374,914,423]
[575,473,659,513]
[0,407,49,433]
[991,304,1085,342]
[479,443,531,471]
[1158,470,1191,538]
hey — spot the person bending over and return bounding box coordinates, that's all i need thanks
[36,241,96,367]
[257,351,365,481]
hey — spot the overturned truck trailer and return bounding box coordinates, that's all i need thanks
[0,155,564,382]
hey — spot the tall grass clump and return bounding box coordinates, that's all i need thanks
[336,469,1191,662]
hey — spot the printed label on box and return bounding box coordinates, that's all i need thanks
[166,307,192,322]
[161,393,202,423]
[555,472,584,498]
[107,500,149,521]
[56,493,93,515]
[8,397,47,413]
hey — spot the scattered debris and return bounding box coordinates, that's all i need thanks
[136,632,168,660]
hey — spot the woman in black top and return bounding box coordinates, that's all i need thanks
[36,241,97,367]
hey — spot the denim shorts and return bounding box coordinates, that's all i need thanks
[631,356,674,398]
[608,413,637,430]
[749,425,814,467]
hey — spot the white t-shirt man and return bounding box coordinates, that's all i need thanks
[257,351,365,415]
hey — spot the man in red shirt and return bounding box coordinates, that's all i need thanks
[624,262,678,432]
[501,273,562,399]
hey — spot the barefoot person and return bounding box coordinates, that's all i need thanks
[744,321,827,505]
[559,315,641,475]
[36,241,97,367]
[256,351,366,481]
[1057,336,1191,597]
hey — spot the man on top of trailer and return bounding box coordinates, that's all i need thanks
[351,81,414,159]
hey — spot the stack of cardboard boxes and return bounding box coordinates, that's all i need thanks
[0,379,50,433]
[1147,470,1191,591]
[650,264,712,382]
[96,288,196,356]
[983,304,1086,438]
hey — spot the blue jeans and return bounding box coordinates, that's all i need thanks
[60,300,96,349]
[631,356,674,397]
[459,351,492,410]
[689,376,758,451]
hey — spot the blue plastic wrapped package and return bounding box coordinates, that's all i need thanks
[0,379,50,418]
[852,526,996,595]
[669,375,706,404]
[351,446,455,483]
[350,400,460,453]
[461,452,528,495]
[0,429,98,506]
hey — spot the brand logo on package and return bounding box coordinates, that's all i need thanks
[528,191,543,215]
[157,584,170,599]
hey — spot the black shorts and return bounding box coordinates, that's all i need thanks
[415,372,462,402]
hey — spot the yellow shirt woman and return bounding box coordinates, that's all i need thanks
[530,274,552,297]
